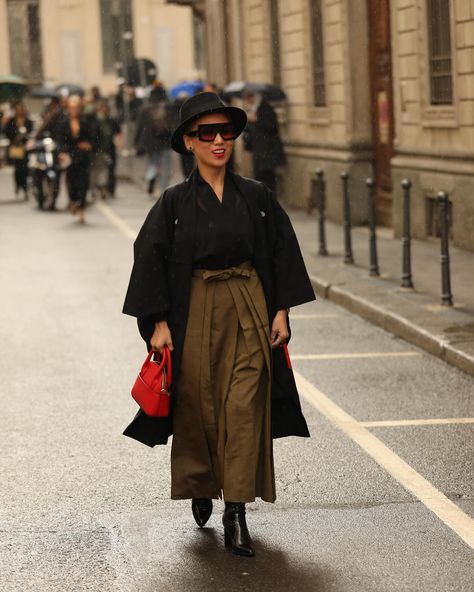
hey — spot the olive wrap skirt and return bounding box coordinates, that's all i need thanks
[171,262,276,503]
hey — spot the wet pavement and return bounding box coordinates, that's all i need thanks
[0,169,473,591]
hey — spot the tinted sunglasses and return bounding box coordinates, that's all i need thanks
[186,122,236,142]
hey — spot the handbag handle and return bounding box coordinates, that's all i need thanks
[142,345,172,390]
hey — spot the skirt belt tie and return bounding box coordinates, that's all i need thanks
[193,262,253,282]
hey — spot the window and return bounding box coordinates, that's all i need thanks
[193,11,206,71]
[310,0,326,107]
[100,0,134,74]
[7,0,43,81]
[426,0,453,105]
[269,0,281,86]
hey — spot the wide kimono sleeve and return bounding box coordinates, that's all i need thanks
[266,187,316,310]
[122,190,175,321]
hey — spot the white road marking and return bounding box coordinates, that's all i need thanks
[295,370,474,550]
[99,199,474,548]
[290,314,341,319]
[360,418,474,427]
[96,201,137,241]
[291,352,421,360]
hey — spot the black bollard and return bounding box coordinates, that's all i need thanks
[366,178,380,276]
[401,179,414,289]
[316,169,328,256]
[341,171,354,264]
[437,191,453,306]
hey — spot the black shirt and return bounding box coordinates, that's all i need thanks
[193,171,254,269]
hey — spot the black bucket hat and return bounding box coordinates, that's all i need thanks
[171,92,247,155]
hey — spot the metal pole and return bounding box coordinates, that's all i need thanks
[438,191,453,306]
[366,178,380,276]
[316,168,328,256]
[401,179,414,288]
[341,171,354,264]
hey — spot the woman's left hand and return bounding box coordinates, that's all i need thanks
[270,309,289,348]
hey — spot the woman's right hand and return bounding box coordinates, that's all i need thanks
[150,321,174,353]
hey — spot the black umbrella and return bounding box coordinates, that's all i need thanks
[0,75,28,102]
[55,83,85,98]
[222,81,287,102]
[29,86,60,99]
[30,83,85,99]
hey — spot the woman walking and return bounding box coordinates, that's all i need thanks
[4,102,33,199]
[122,93,315,557]
[57,96,96,224]
[134,85,173,196]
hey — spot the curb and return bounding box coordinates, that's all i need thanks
[309,273,474,378]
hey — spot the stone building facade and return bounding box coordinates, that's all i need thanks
[194,0,474,251]
[1,0,198,94]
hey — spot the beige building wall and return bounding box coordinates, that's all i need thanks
[208,0,474,250]
[281,0,372,219]
[2,0,196,94]
[391,0,474,250]
[0,1,10,74]
[214,0,372,221]
[39,0,105,89]
[133,0,198,87]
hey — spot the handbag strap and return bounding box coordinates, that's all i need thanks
[142,345,172,390]
[162,346,172,390]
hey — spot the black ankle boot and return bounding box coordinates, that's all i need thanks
[223,502,254,557]
[147,177,156,195]
[192,498,213,528]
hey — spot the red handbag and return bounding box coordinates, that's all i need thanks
[131,346,172,417]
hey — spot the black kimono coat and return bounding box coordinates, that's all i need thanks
[122,170,316,447]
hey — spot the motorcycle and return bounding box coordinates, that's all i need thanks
[27,136,61,210]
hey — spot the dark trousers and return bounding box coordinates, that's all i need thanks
[255,169,276,194]
[107,152,117,196]
[66,165,90,209]
[13,160,28,192]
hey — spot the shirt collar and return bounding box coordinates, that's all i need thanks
[196,168,231,186]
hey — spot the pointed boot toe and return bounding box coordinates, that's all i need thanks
[192,498,213,528]
[223,503,255,557]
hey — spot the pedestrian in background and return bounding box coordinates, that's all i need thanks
[122,93,315,557]
[36,97,66,142]
[33,97,68,210]
[57,96,96,224]
[242,91,286,195]
[4,101,33,199]
[90,100,122,199]
[134,84,173,196]
[171,92,194,178]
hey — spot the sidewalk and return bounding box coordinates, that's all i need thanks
[290,209,474,378]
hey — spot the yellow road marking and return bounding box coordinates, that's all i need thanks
[295,371,474,550]
[96,201,137,241]
[291,352,421,360]
[360,418,474,427]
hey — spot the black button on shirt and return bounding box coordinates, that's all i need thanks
[193,172,254,269]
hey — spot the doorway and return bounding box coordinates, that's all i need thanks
[367,0,395,227]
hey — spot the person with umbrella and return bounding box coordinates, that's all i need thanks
[134,83,173,196]
[4,101,33,199]
[242,90,286,195]
[122,92,315,557]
